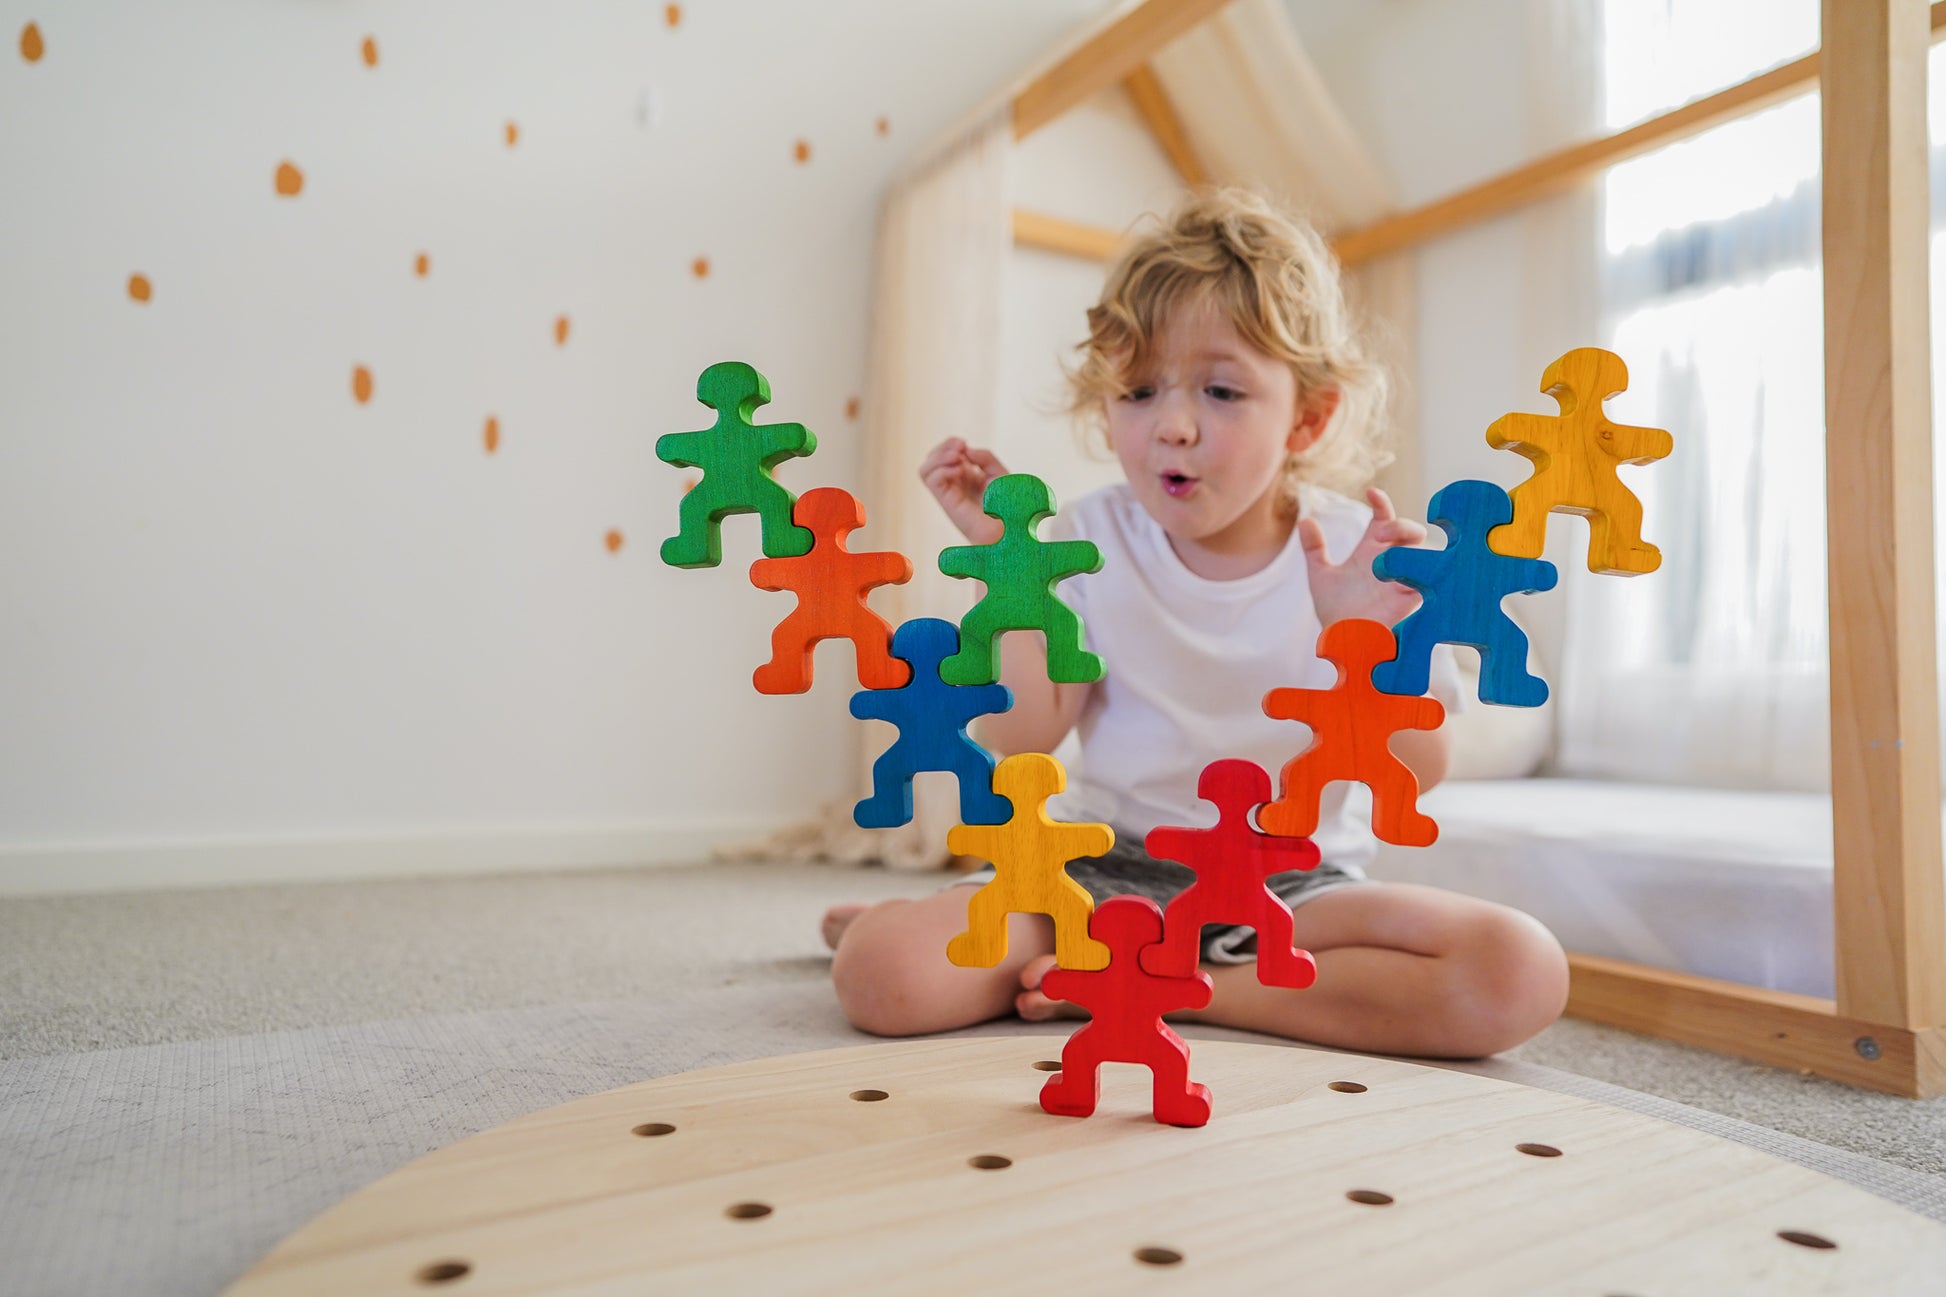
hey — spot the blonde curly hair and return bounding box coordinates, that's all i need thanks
[1067,187,1390,504]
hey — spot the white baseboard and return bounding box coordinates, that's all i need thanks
[0,817,799,896]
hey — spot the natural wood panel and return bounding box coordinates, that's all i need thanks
[1012,0,1237,141]
[1821,0,1946,1032]
[1011,208,1127,262]
[225,1037,1946,1294]
[1567,954,1946,1098]
[1121,63,1207,186]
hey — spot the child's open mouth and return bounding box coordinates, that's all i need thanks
[1161,471,1197,498]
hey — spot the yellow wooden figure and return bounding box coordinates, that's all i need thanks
[1485,347,1674,576]
[945,752,1113,971]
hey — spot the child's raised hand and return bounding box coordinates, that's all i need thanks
[1298,487,1427,629]
[918,437,1008,545]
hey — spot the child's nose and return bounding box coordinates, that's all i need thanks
[1156,393,1198,446]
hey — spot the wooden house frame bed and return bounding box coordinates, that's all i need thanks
[999,0,1946,1097]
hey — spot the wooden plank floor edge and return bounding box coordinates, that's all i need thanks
[1567,953,1946,1098]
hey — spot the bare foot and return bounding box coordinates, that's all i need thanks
[821,903,870,952]
[1014,953,1085,1022]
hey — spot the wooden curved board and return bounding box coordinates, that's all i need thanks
[225,1036,1946,1295]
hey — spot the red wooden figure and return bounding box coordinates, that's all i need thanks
[1138,759,1321,988]
[1038,896,1214,1128]
[1260,618,1445,847]
[748,487,913,694]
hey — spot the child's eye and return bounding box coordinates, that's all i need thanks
[1206,385,1244,402]
[1120,385,1155,403]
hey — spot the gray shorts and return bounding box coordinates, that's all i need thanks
[951,830,1367,965]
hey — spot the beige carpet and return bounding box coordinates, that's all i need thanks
[4,861,1945,1296]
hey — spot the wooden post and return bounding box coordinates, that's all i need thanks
[1012,0,1236,141]
[1821,0,1946,1034]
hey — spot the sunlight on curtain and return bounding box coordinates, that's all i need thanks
[1555,0,1946,791]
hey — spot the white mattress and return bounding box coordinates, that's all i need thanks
[1365,778,1836,998]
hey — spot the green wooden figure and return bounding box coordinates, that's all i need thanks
[656,361,817,569]
[938,473,1103,686]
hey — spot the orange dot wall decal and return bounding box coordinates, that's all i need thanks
[19,21,44,62]
[554,315,570,345]
[845,396,860,420]
[483,416,500,453]
[605,529,624,553]
[275,161,305,197]
[691,256,710,278]
[414,252,430,277]
[877,116,890,136]
[127,274,152,303]
[505,121,519,148]
[665,4,682,29]
[361,36,378,68]
[793,139,811,164]
[352,365,374,404]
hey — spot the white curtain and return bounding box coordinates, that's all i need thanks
[1554,1,1841,790]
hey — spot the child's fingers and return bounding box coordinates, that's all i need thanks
[1297,516,1330,567]
[1366,486,1398,522]
[965,446,1010,481]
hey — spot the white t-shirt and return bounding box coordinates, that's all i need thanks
[1044,480,1462,874]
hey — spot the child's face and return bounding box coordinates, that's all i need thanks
[1104,298,1325,554]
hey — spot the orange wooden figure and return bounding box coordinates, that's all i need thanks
[1260,618,1445,847]
[1484,347,1674,576]
[748,487,913,694]
[946,752,1112,972]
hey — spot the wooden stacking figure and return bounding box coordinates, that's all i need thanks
[946,752,1112,972]
[1260,618,1446,847]
[1038,896,1214,1127]
[1371,479,1558,708]
[749,487,913,694]
[1484,347,1673,576]
[850,618,1013,829]
[937,474,1102,686]
[656,361,817,568]
[1138,759,1320,988]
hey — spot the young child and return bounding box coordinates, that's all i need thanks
[823,189,1568,1059]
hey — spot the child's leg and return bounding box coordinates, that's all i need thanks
[830,884,1055,1037]
[1193,882,1568,1058]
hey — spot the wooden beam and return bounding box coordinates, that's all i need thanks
[1122,63,1208,186]
[1821,0,1946,1032]
[1329,0,1946,267]
[1013,0,1237,142]
[1011,208,1127,262]
[1567,955,1946,1098]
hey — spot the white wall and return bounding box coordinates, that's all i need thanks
[0,0,1112,892]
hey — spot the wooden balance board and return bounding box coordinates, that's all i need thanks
[224,1035,1946,1295]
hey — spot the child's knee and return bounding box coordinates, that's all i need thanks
[1447,907,1570,1055]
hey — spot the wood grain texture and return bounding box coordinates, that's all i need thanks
[223,1036,1946,1295]
[1138,759,1318,986]
[1260,619,1444,847]
[1120,63,1207,185]
[1039,897,1214,1126]
[946,753,1112,972]
[1484,348,1671,576]
[1011,0,1237,141]
[1372,480,1557,707]
[938,474,1102,686]
[1820,0,1946,1034]
[748,488,912,695]
[1010,208,1126,261]
[850,619,1013,830]
[656,362,816,568]
[1567,953,1946,1098]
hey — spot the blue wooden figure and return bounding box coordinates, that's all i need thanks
[1371,479,1558,708]
[850,617,1014,828]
